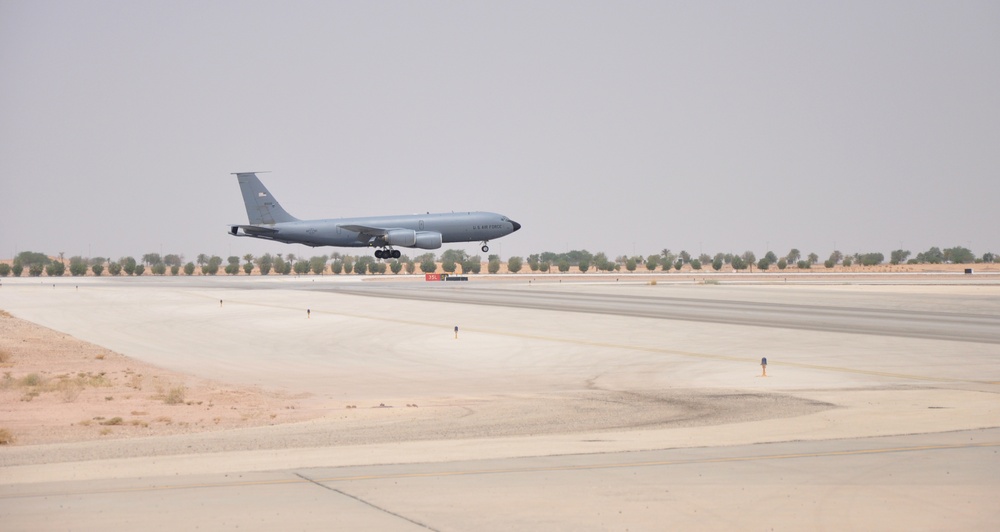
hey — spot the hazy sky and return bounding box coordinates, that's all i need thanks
[2,1,998,262]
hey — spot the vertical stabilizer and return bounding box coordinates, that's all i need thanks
[234,172,299,224]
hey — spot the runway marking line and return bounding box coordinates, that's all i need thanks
[4,440,999,500]
[189,291,998,386]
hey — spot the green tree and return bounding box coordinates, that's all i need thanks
[243,262,254,274]
[808,252,819,265]
[578,258,590,273]
[151,263,167,275]
[441,249,467,264]
[765,251,778,264]
[442,259,457,273]
[330,260,343,274]
[508,256,523,273]
[786,249,801,263]
[824,259,835,268]
[11,261,23,276]
[588,252,606,271]
[461,256,482,274]
[420,258,437,273]
[889,249,910,265]
[142,253,162,266]
[645,255,659,271]
[777,258,787,270]
[842,257,853,267]
[678,251,691,264]
[352,256,371,274]
[107,262,121,276]
[943,246,974,264]
[390,260,403,274]
[0,264,9,276]
[121,257,137,275]
[294,260,310,274]
[67,256,86,276]
[558,259,570,273]
[488,258,501,274]
[405,260,416,274]
[690,259,702,270]
[859,252,884,266]
[626,258,637,272]
[916,247,944,264]
[256,253,273,275]
[164,254,183,268]
[135,264,146,276]
[797,260,810,269]
[17,251,51,270]
[757,258,770,271]
[527,255,539,272]
[91,262,104,276]
[184,262,195,275]
[732,256,747,270]
[712,257,723,271]
[204,256,222,275]
[196,254,208,271]
[539,261,550,273]
[47,261,67,276]
[674,259,682,271]
[309,255,328,275]
[273,256,287,275]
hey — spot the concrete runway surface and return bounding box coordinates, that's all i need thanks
[1,274,999,530]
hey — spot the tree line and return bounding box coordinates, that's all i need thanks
[1,245,994,278]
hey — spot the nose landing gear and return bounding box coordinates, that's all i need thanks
[481,242,490,253]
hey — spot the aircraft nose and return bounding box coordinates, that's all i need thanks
[511,220,521,232]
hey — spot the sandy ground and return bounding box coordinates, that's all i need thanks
[0,311,315,445]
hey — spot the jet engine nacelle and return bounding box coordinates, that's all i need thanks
[385,229,416,247]
[414,231,443,249]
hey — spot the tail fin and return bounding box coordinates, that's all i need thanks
[234,172,299,224]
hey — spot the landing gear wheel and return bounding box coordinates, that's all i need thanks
[392,250,401,259]
[482,245,489,253]
[374,250,384,259]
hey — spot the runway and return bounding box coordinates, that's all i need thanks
[3,430,998,531]
[1,274,999,530]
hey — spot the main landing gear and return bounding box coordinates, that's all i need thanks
[374,248,401,260]
[481,242,490,253]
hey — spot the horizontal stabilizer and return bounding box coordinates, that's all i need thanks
[230,224,279,236]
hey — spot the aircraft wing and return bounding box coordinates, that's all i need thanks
[337,224,390,236]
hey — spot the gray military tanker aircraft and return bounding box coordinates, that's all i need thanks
[229,172,521,259]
